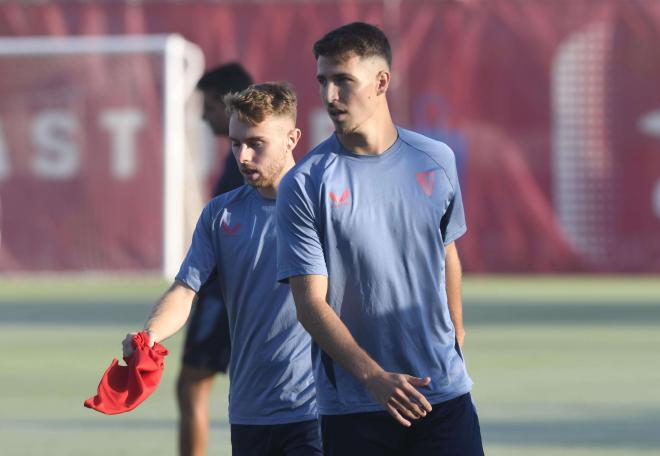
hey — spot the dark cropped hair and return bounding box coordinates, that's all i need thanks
[196,62,253,97]
[313,22,392,68]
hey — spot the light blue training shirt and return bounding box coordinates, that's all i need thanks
[176,185,317,425]
[276,126,472,415]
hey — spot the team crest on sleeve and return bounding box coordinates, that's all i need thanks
[328,189,351,208]
[416,170,437,196]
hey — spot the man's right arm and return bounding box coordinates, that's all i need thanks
[121,282,196,358]
[122,199,217,356]
[289,274,432,427]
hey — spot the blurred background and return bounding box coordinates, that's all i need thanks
[0,1,658,455]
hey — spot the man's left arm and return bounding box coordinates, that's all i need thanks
[445,241,465,348]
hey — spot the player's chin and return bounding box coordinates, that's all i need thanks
[247,178,268,189]
[333,122,355,135]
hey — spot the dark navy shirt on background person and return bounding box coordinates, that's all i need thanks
[213,151,245,197]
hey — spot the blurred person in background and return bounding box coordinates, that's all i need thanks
[277,22,483,455]
[123,82,320,456]
[178,62,252,456]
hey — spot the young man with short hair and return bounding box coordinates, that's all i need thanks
[178,62,252,456]
[277,22,484,455]
[124,83,321,456]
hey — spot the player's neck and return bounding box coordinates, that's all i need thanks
[255,157,295,200]
[336,109,397,155]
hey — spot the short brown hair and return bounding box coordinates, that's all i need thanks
[313,22,391,68]
[223,82,297,125]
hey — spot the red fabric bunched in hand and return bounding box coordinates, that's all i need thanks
[84,331,168,414]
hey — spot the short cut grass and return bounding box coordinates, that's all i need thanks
[313,22,392,68]
[223,82,297,125]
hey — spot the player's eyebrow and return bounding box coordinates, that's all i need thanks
[228,135,267,143]
[317,71,352,80]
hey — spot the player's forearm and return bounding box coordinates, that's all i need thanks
[290,275,433,427]
[143,281,196,343]
[303,298,383,383]
[290,276,384,384]
[445,243,465,341]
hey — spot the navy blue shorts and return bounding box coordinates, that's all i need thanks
[231,419,323,456]
[321,393,484,456]
[182,278,231,372]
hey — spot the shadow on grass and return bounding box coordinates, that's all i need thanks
[1,300,659,326]
[465,301,660,326]
[3,414,659,450]
[0,301,153,325]
[0,417,229,430]
[482,412,660,449]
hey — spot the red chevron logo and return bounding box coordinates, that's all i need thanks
[329,189,349,203]
[329,189,350,207]
[416,170,436,196]
[221,222,241,235]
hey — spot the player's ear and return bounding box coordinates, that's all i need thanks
[287,128,302,152]
[376,69,390,96]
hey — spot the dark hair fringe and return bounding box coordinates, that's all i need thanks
[313,22,391,68]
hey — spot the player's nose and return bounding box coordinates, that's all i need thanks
[235,143,252,164]
[324,82,339,104]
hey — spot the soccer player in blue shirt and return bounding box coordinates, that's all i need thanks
[124,83,321,456]
[276,22,484,455]
[178,62,252,456]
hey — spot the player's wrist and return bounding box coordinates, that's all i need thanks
[143,328,158,346]
[360,362,386,387]
[455,328,466,348]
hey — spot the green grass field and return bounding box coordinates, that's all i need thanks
[1,276,659,455]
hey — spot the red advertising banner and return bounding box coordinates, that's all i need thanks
[0,49,164,271]
[1,0,659,273]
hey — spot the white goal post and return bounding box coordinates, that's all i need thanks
[0,35,206,278]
